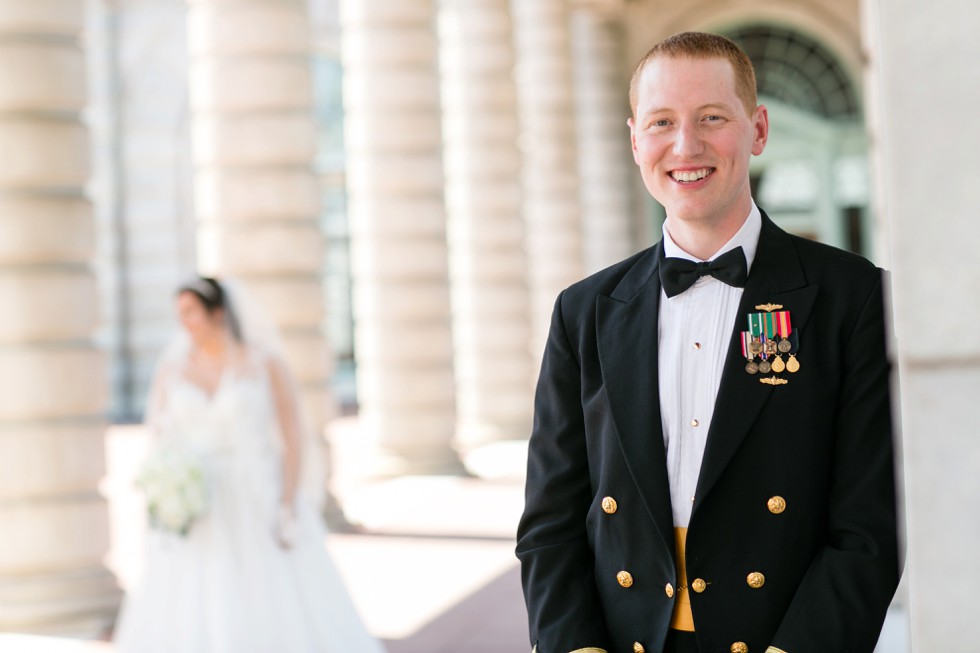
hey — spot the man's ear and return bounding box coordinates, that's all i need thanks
[627,116,640,164]
[751,104,769,156]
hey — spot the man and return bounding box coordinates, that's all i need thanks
[516,32,900,653]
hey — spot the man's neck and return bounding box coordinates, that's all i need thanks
[664,200,753,261]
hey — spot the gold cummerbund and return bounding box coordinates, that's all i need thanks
[669,527,695,632]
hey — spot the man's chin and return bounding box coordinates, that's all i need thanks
[662,206,714,225]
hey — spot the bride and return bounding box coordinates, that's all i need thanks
[113,277,384,653]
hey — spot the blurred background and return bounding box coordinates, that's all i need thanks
[0,0,977,650]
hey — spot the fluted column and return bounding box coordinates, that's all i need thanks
[186,0,335,437]
[439,0,533,448]
[0,0,119,634]
[340,1,464,474]
[571,3,634,273]
[511,0,584,358]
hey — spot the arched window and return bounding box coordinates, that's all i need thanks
[722,25,860,121]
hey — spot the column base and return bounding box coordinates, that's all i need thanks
[328,415,471,483]
[454,420,531,452]
[0,565,121,638]
[366,443,472,479]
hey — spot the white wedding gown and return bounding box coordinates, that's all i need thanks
[114,351,384,653]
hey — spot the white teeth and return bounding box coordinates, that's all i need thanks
[671,168,711,182]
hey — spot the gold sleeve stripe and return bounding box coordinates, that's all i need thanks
[766,647,789,653]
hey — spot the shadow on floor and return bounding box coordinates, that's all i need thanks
[383,564,529,653]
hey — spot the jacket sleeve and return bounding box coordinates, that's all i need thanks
[769,272,902,653]
[516,291,611,653]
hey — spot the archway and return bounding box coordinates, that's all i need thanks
[721,24,871,255]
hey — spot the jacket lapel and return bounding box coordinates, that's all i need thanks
[596,244,675,554]
[692,214,818,514]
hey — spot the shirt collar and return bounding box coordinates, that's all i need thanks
[661,200,762,274]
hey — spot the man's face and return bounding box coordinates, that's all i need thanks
[628,56,768,229]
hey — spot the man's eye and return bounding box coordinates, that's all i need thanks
[651,119,670,128]
[704,115,724,122]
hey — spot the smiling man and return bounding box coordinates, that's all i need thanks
[516,32,901,653]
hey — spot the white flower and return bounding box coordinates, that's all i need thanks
[136,443,210,537]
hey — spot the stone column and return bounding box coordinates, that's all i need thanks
[511,0,584,358]
[571,2,634,274]
[868,0,980,648]
[340,1,464,474]
[0,0,120,634]
[92,0,195,420]
[439,0,533,449]
[186,1,335,469]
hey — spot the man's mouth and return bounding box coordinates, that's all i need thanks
[669,167,714,183]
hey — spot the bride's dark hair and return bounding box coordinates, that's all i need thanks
[178,276,243,342]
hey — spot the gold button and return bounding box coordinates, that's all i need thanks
[617,571,633,588]
[664,582,674,598]
[731,642,749,653]
[601,496,618,514]
[633,643,645,653]
[690,418,700,427]
[767,496,786,514]
[691,578,707,593]
[746,571,766,589]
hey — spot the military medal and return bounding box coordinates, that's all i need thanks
[770,354,785,373]
[758,318,774,373]
[741,332,759,374]
[769,310,791,372]
[786,354,800,373]
[745,304,799,382]
[774,311,793,353]
[747,314,764,355]
[745,313,772,377]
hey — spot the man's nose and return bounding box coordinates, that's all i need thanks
[672,120,704,158]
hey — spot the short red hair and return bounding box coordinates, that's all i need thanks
[629,31,758,117]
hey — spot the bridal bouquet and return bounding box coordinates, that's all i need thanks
[136,443,209,537]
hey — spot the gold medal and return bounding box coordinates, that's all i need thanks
[764,339,777,356]
[777,338,792,354]
[758,360,771,374]
[749,340,763,356]
[745,361,759,375]
[786,354,800,373]
[770,355,785,373]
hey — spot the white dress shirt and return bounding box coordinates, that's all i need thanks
[658,202,762,528]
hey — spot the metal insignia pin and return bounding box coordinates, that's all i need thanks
[759,376,789,386]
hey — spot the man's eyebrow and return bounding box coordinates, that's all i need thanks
[697,102,737,113]
[639,102,736,119]
[642,107,671,116]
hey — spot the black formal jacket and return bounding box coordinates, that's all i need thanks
[516,213,901,653]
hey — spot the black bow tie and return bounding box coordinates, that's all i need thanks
[659,246,748,298]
